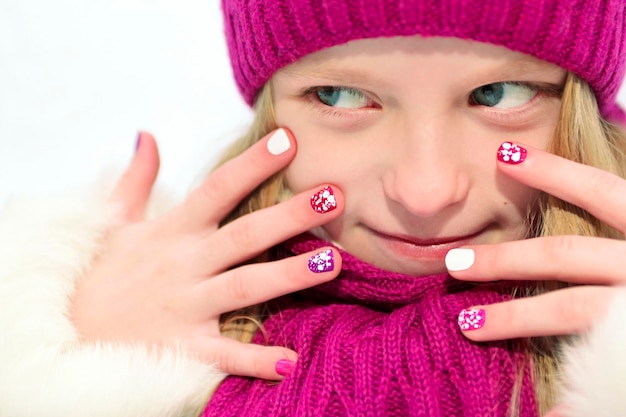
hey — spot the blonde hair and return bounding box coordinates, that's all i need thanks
[216,75,626,412]
[523,73,626,414]
[217,84,286,343]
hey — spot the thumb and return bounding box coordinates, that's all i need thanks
[111,131,160,222]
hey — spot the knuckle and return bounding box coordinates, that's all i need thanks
[213,345,238,373]
[199,172,230,204]
[588,169,623,198]
[227,219,259,252]
[552,287,598,333]
[198,174,223,201]
[225,268,253,302]
[215,344,263,377]
[544,236,577,269]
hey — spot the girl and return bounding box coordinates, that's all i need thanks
[2,0,626,416]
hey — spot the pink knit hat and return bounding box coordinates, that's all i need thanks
[222,0,626,124]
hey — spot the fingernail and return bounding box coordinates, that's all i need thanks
[308,249,334,273]
[275,359,295,377]
[310,186,337,213]
[267,128,291,155]
[135,132,143,152]
[445,248,475,271]
[458,308,486,331]
[497,142,527,164]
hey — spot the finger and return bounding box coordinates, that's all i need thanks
[496,141,626,232]
[204,184,342,271]
[180,128,296,229]
[196,247,342,314]
[201,337,298,380]
[543,405,567,417]
[456,285,613,341]
[446,236,626,285]
[111,131,160,222]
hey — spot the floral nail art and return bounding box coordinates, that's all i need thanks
[308,249,334,273]
[310,186,337,213]
[497,142,527,164]
[457,308,486,331]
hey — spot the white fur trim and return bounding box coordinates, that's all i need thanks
[0,187,224,417]
[559,288,626,417]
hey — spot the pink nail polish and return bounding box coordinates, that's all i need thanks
[310,186,337,213]
[457,308,486,331]
[308,249,334,273]
[135,132,143,152]
[275,359,295,377]
[497,142,527,164]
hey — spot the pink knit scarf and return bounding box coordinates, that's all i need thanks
[203,234,538,416]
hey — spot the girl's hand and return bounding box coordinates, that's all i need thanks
[71,129,343,381]
[445,142,624,340]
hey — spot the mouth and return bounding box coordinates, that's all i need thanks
[369,228,483,261]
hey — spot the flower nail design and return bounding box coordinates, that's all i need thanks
[310,186,337,213]
[457,308,486,331]
[497,142,527,164]
[308,249,334,273]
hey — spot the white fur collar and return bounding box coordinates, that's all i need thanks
[0,187,224,417]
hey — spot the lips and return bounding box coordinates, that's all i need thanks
[370,228,481,261]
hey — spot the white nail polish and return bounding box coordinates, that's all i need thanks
[445,248,475,271]
[267,128,291,155]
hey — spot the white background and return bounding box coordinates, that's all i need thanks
[0,0,253,205]
[1,0,625,206]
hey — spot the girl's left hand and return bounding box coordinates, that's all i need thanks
[445,142,626,340]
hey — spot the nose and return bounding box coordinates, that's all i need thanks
[382,124,471,218]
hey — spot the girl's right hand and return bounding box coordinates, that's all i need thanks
[70,129,343,381]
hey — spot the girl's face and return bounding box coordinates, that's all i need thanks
[273,36,566,276]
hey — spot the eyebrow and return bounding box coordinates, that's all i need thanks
[280,61,393,88]
[479,57,566,82]
[279,53,566,88]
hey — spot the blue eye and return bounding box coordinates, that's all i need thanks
[470,82,538,109]
[315,87,370,108]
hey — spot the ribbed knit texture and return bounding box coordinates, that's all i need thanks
[221,0,626,124]
[203,234,538,417]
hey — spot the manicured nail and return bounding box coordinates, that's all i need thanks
[275,359,295,377]
[445,248,475,271]
[497,142,527,164]
[458,308,486,331]
[310,186,337,213]
[267,128,291,155]
[135,132,143,152]
[308,249,334,273]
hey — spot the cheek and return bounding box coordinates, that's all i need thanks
[277,105,378,193]
[492,167,541,240]
[276,104,316,192]
[280,119,340,193]
[460,125,552,244]
[502,181,539,211]
[284,130,369,193]
[284,148,327,192]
